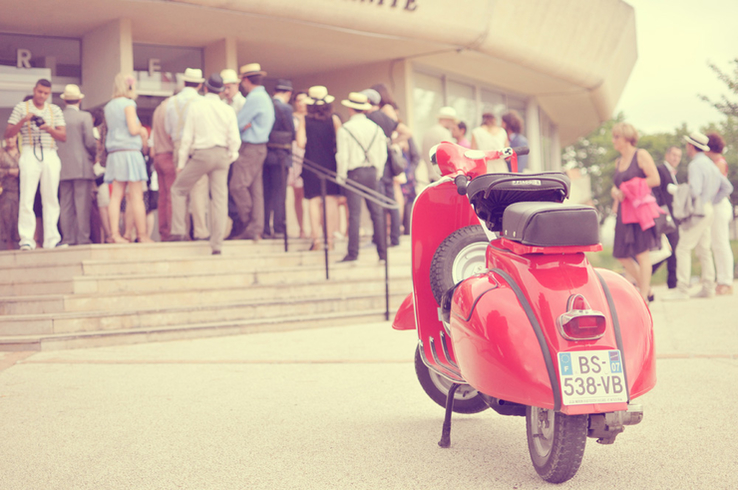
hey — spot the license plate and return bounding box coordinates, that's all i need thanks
[558,350,627,405]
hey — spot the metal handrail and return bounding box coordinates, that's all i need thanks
[290,152,399,321]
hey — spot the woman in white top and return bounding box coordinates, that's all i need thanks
[472,113,509,172]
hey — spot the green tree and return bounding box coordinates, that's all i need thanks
[699,59,738,118]
[562,114,623,220]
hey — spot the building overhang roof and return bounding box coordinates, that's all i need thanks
[1,0,636,144]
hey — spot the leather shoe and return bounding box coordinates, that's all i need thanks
[212,250,222,255]
[230,229,258,241]
[166,235,185,242]
[339,255,357,262]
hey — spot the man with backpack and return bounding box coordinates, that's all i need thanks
[335,92,388,262]
[262,79,295,239]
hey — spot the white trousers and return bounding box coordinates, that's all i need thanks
[18,147,61,249]
[711,197,734,286]
[676,202,714,293]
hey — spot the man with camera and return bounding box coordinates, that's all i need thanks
[4,79,66,250]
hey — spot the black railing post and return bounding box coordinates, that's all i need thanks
[384,210,390,321]
[283,164,289,253]
[320,177,329,280]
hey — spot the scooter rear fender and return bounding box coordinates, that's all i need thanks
[450,241,655,414]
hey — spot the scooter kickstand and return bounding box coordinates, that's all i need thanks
[438,383,460,448]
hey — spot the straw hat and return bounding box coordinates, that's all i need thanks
[239,63,267,78]
[683,131,710,152]
[341,92,372,111]
[60,84,84,100]
[305,86,335,105]
[437,106,458,121]
[182,68,205,84]
[220,69,239,85]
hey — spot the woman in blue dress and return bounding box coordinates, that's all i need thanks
[104,73,153,243]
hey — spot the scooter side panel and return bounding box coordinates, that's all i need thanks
[392,294,416,331]
[595,268,657,399]
[451,275,556,408]
[411,181,480,376]
[451,243,648,413]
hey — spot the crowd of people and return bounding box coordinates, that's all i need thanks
[609,123,734,301]
[1,67,529,261]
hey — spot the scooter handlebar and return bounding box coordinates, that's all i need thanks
[454,174,470,195]
[512,146,530,156]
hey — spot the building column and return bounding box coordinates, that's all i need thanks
[525,98,541,172]
[204,37,238,77]
[550,125,562,171]
[82,19,133,109]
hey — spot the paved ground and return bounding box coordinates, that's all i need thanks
[1,283,736,489]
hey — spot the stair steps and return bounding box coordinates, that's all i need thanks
[0,238,413,351]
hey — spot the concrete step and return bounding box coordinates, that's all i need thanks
[0,291,410,338]
[0,238,321,268]
[0,276,413,316]
[71,263,410,294]
[0,307,403,351]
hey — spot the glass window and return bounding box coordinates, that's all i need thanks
[133,44,203,97]
[480,89,506,122]
[447,80,475,131]
[0,33,81,79]
[413,72,444,143]
[539,109,553,170]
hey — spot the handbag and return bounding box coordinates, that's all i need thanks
[387,140,407,177]
[654,205,677,235]
[649,233,672,265]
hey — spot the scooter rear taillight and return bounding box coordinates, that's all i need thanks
[557,294,607,340]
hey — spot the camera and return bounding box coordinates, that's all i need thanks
[30,115,45,127]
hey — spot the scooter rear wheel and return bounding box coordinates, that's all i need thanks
[525,406,588,483]
[429,225,488,305]
[414,346,488,414]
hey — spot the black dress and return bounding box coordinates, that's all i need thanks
[302,117,341,200]
[612,150,660,258]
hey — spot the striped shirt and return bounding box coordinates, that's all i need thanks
[7,100,65,150]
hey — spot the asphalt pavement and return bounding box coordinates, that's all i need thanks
[1,282,736,489]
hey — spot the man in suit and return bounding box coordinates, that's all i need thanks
[56,85,97,245]
[651,146,682,289]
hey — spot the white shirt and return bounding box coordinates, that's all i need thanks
[165,87,201,142]
[336,113,387,179]
[224,91,246,114]
[8,100,65,150]
[178,93,241,169]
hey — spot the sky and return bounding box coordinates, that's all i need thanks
[614,0,738,135]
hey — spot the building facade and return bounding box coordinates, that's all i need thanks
[1,0,637,172]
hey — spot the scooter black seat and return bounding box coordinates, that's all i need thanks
[467,172,570,231]
[501,202,600,247]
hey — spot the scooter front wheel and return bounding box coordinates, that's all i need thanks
[414,346,488,414]
[525,406,588,483]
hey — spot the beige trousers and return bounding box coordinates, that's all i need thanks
[173,141,210,239]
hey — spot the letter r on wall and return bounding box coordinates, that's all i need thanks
[17,49,32,69]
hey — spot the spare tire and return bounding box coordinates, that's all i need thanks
[429,225,489,305]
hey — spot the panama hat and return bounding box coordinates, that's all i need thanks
[341,92,373,111]
[305,86,335,105]
[437,106,458,121]
[683,131,710,152]
[60,84,84,100]
[239,63,267,78]
[182,68,205,84]
[220,69,239,85]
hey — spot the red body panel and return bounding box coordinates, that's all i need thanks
[449,239,655,413]
[410,181,480,380]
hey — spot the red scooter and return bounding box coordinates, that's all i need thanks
[393,142,656,483]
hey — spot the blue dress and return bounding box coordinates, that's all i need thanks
[103,97,148,183]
